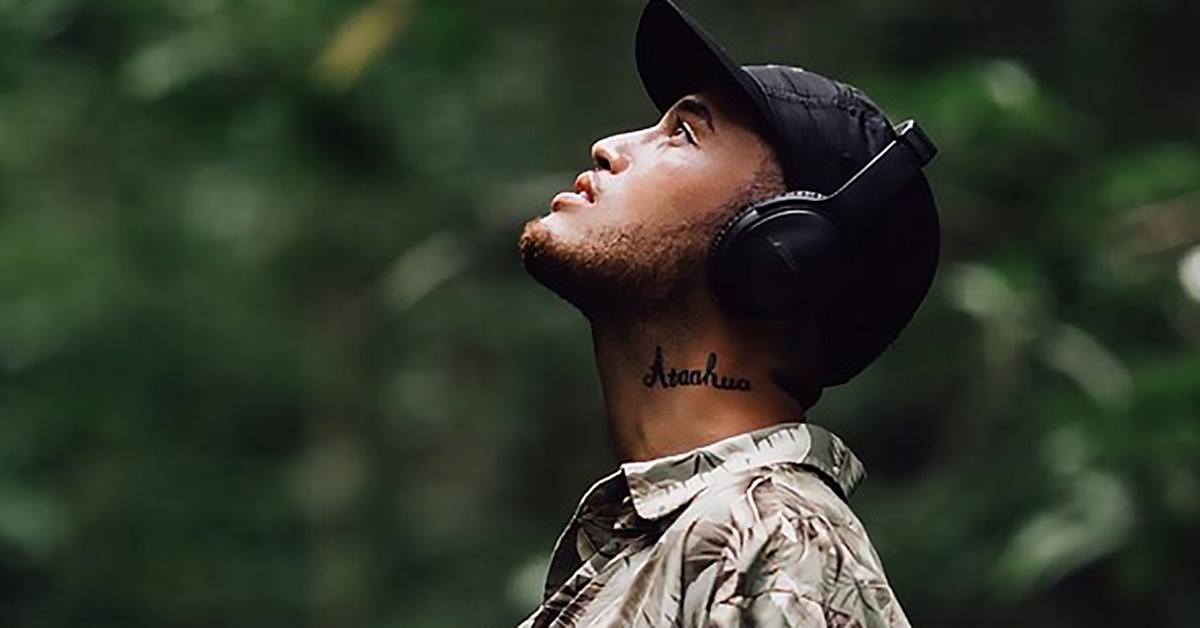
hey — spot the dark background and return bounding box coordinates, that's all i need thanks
[1,0,1197,626]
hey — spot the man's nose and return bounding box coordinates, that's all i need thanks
[590,132,632,174]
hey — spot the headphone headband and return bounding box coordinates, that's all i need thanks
[748,120,935,239]
[821,119,937,235]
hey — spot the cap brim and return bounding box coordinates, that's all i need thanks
[636,0,768,123]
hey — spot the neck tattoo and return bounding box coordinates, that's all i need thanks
[641,346,752,392]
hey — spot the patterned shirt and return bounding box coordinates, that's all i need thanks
[517,422,910,627]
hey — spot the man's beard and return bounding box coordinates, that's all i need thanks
[517,209,729,321]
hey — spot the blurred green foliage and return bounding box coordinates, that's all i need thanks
[0,0,1197,626]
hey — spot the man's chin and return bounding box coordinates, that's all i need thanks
[516,213,705,320]
[517,216,605,316]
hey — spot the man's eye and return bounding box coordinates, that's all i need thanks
[672,117,697,145]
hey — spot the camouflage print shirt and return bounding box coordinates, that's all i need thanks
[517,422,910,628]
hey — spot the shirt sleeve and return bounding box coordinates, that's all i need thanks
[678,476,911,628]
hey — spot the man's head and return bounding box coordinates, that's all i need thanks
[518,0,940,405]
[517,88,785,320]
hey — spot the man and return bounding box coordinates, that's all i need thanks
[515,0,939,625]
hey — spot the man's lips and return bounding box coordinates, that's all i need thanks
[550,170,599,212]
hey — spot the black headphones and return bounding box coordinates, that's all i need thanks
[707,119,937,318]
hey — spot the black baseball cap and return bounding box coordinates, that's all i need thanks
[635,0,940,387]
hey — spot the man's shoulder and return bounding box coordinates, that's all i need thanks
[680,462,864,536]
[670,462,889,584]
[668,464,911,627]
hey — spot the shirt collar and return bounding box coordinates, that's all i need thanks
[618,422,866,521]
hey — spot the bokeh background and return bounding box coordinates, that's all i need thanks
[1,0,1198,626]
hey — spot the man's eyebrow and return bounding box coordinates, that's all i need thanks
[676,96,715,132]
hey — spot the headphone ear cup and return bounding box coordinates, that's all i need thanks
[708,202,842,318]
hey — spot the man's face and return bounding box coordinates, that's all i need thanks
[518,89,780,318]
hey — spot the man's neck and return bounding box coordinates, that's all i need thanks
[588,296,810,463]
